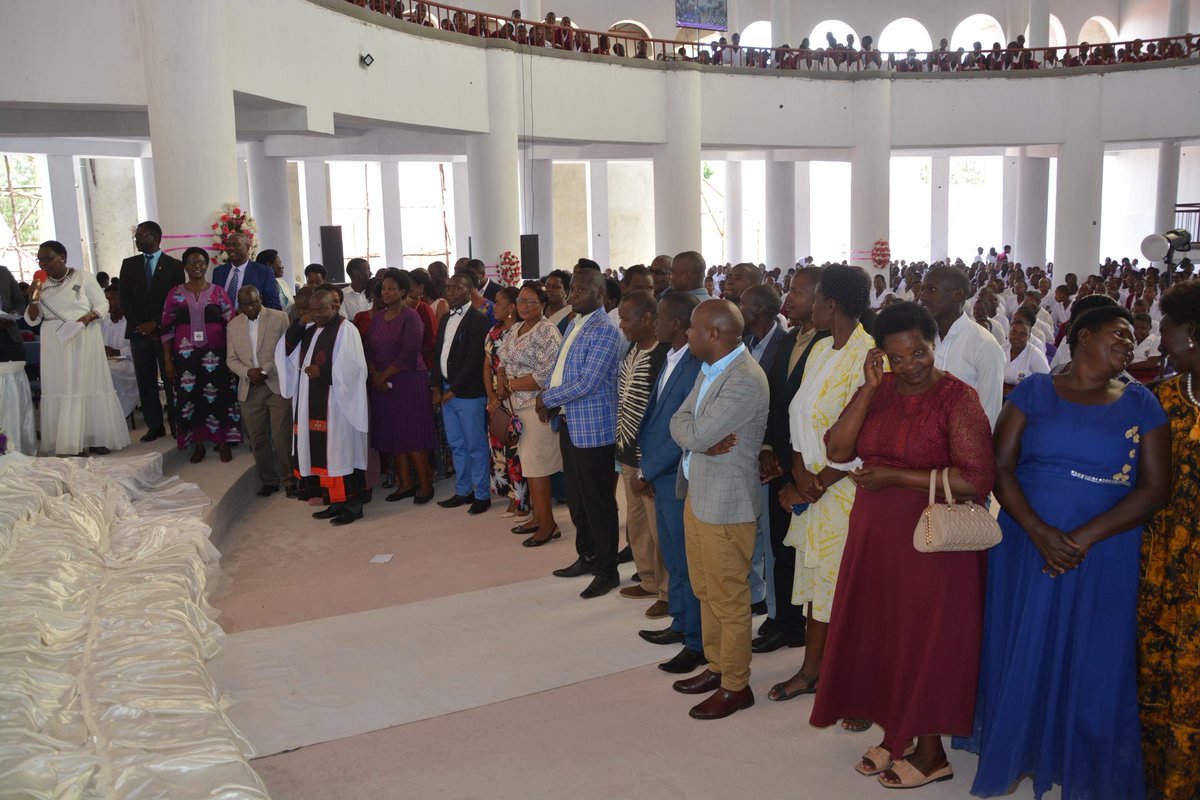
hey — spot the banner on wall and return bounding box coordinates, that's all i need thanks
[676,0,727,31]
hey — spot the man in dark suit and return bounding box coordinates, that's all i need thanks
[118,220,184,441]
[459,258,501,303]
[212,232,282,311]
[431,273,492,514]
[635,291,705,674]
[754,267,829,653]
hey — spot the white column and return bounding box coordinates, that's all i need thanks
[522,158,554,272]
[850,81,891,274]
[467,50,521,266]
[588,161,609,268]
[1167,0,1190,37]
[246,140,293,270]
[136,0,237,244]
[299,160,329,267]
[44,154,83,262]
[770,0,792,46]
[725,161,743,263]
[1027,0,1049,49]
[653,69,703,257]
[379,159,405,269]
[1155,140,1181,236]
[1016,150,1050,267]
[452,160,471,260]
[133,157,158,222]
[1002,155,1019,253]
[930,156,950,262]
[765,156,795,270]
[237,154,251,213]
[794,161,811,261]
[1054,138,1104,278]
[519,0,541,23]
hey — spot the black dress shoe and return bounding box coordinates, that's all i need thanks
[285,486,298,498]
[312,506,341,520]
[413,491,435,505]
[752,629,806,654]
[553,557,596,578]
[631,572,641,583]
[330,508,363,526]
[467,499,491,515]
[639,627,685,646]
[139,428,166,443]
[751,600,769,616]
[256,485,279,497]
[617,545,633,564]
[659,647,707,674]
[386,486,417,502]
[437,494,473,508]
[580,571,620,599]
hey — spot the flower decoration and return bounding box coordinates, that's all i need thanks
[209,203,257,264]
[871,240,891,268]
[498,251,521,287]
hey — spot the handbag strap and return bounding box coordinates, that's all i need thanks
[928,469,937,506]
[941,468,954,505]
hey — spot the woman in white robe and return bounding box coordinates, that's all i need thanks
[23,241,130,456]
[1003,316,1050,392]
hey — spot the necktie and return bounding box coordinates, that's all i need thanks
[144,253,153,285]
[228,266,240,302]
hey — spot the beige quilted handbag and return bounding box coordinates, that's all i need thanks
[913,468,1002,553]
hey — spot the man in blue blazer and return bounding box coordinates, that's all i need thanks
[212,232,282,311]
[635,291,705,674]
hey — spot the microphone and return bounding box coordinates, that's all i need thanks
[29,269,47,302]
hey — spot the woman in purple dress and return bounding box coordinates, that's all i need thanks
[365,269,437,503]
[161,247,242,463]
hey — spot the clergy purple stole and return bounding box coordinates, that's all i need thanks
[293,316,367,505]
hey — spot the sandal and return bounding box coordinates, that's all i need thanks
[841,718,872,733]
[190,444,206,463]
[767,675,817,701]
[856,742,917,776]
[511,522,540,535]
[218,443,232,462]
[878,758,953,789]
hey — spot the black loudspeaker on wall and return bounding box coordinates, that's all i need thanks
[320,225,345,282]
[520,234,540,279]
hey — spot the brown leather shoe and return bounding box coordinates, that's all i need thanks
[673,669,722,695]
[619,584,655,599]
[644,600,669,618]
[689,686,755,720]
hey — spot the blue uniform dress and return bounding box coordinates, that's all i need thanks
[954,373,1167,799]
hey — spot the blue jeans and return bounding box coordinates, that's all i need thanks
[749,498,768,607]
[652,473,701,652]
[442,395,490,501]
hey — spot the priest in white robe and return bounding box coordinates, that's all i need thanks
[276,288,370,526]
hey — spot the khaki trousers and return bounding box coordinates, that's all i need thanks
[619,462,667,600]
[243,382,294,488]
[683,497,756,691]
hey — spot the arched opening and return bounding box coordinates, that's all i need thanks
[950,14,1006,51]
[809,19,859,50]
[877,17,934,53]
[1079,16,1118,44]
[609,20,651,39]
[740,20,772,49]
[1023,13,1067,47]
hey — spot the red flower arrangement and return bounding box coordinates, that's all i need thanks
[871,240,891,268]
[497,251,521,286]
[210,203,257,264]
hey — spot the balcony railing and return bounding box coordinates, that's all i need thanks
[343,0,1199,74]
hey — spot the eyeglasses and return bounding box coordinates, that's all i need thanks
[515,298,542,305]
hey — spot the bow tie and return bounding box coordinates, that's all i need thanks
[449,307,465,316]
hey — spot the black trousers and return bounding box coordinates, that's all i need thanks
[129,335,174,432]
[765,474,806,635]
[559,420,619,574]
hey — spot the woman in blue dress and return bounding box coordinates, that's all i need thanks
[956,304,1170,799]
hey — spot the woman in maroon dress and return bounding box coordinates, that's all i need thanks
[810,302,995,790]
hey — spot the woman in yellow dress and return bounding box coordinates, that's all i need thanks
[770,264,873,701]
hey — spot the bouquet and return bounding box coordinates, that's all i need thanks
[210,203,257,264]
[871,240,891,268]
[498,251,521,286]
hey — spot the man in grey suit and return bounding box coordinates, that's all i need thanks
[668,298,769,720]
[227,286,295,497]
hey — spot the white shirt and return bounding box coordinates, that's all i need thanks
[101,315,130,357]
[439,304,468,380]
[1134,334,1160,362]
[342,287,370,320]
[247,315,260,368]
[655,344,688,400]
[869,289,894,310]
[607,307,621,328]
[225,262,248,296]
[1004,342,1050,385]
[934,312,1006,430]
[1050,300,1072,329]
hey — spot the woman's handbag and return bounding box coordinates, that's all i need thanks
[488,400,518,446]
[913,468,1002,553]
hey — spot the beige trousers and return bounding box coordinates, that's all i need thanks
[243,382,294,488]
[619,462,666,600]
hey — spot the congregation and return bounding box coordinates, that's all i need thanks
[2,225,1198,798]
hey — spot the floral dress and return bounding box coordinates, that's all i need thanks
[485,322,528,513]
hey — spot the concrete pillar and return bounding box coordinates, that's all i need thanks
[850,81,891,274]
[1002,155,1019,255]
[467,49,521,266]
[452,160,471,259]
[765,156,795,270]
[770,0,792,47]
[588,161,610,268]
[379,159,405,269]
[246,141,293,270]
[522,158,554,272]
[930,156,950,263]
[1155,140,1181,236]
[1167,0,1190,37]
[1016,150,1050,267]
[1027,0,1049,49]
[237,154,251,214]
[725,161,743,263]
[133,157,158,222]
[1054,138,1104,278]
[519,0,541,23]
[653,69,702,256]
[795,161,811,261]
[136,0,238,245]
[299,160,329,267]
[44,154,83,263]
